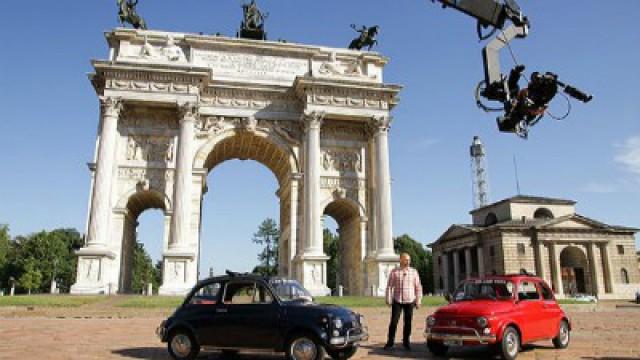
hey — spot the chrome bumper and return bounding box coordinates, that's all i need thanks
[425,327,496,344]
[329,326,369,348]
[156,323,167,341]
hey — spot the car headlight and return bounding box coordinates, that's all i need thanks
[427,315,436,327]
[333,318,343,329]
[476,316,488,328]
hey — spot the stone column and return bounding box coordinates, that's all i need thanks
[371,116,394,256]
[464,247,472,279]
[534,240,546,280]
[586,243,602,296]
[441,252,450,293]
[476,246,485,276]
[86,97,123,248]
[452,250,460,289]
[169,103,198,250]
[360,218,368,260]
[302,111,324,255]
[600,243,615,294]
[549,244,564,297]
[289,173,301,277]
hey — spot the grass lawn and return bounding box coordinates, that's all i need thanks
[116,296,184,308]
[0,295,105,307]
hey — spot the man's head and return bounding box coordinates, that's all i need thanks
[399,252,411,268]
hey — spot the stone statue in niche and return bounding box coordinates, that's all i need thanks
[162,35,186,62]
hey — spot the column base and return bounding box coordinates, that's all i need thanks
[71,248,118,295]
[159,251,197,297]
[365,253,399,297]
[293,254,331,297]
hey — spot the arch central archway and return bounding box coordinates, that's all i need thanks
[194,128,300,279]
[560,246,591,295]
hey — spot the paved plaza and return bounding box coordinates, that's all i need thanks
[1,303,639,359]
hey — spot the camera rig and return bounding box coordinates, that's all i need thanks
[433,0,592,138]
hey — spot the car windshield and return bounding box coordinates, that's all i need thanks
[453,279,515,301]
[269,279,313,303]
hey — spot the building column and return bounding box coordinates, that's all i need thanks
[289,174,301,278]
[586,242,602,296]
[464,247,472,279]
[372,116,395,256]
[169,103,198,250]
[476,246,485,276]
[302,111,324,255]
[441,252,450,294]
[600,243,615,294]
[549,244,564,297]
[534,240,546,280]
[452,250,460,289]
[86,97,123,248]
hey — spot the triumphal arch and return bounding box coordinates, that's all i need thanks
[70,28,401,296]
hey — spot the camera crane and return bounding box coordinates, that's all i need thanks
[432,0,593,138]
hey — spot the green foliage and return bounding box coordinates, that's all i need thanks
[393,234,434,294]
[324,229,339,291]
[4,228,82,293]
[0,225,9,285]
[315,296,447,307]
[252,218,279,276]
[131,242,160,294]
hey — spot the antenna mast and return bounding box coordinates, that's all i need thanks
[470,136,490,209]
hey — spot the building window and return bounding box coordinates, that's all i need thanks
[489,246,495,257]
[533,208,554,219]
[617,245,625,255]
[621,269,630,284]
[485,212,498,226]
[517,243,526,256]
[438,256,441,266]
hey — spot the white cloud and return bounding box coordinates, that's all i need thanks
[615,135,640,176]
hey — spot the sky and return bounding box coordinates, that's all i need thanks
[1,1,639,277]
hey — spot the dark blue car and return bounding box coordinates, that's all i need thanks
[156,272,368,360]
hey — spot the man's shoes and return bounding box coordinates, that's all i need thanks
[383,343,393,351]
[403,343,412,351]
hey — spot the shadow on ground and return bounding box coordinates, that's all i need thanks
[112,348,283,359]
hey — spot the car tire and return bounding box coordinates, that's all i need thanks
[552,319,570,349]
[327,345,358,360]
[286,333,327,360]
[167,329,199,360]
[498,326,520,360]
[427,340,448,357]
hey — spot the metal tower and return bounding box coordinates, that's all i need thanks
[470,136,490,209]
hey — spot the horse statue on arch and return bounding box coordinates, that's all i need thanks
[117,0,147,30]
[348,24,379,51]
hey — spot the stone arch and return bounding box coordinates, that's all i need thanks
[194,128,300,181]
[485,212,498,226]
[116,189,169,293]
[194,128,300,278]
[559,246,590,295]
[322,198,364,296]
[534,207,554,219]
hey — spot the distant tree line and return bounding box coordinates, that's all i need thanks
[0,224,160,295]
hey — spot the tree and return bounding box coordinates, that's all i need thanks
[0,225,9,287]
[394,234,434,294]
[131,242,159,294]
[18,260,42,295]
[324,228,339,291]
[252,218,279,276]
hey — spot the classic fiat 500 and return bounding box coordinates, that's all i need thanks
[425,274,571,360]
[156,272,368,360]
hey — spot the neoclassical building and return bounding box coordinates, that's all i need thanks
[70,28,401,296]
[431,195,640,299]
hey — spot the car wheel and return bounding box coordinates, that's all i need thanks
[427,340,448,356]
[552,319,570,349]
[327,345,358,360]
[167,329,199,360]
[498,326,520,360]
[286,333,327,360]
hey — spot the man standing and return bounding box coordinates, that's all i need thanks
[384,252,423,351]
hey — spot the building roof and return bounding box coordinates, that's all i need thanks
[470,195,576,214]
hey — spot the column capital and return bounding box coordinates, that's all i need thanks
[302,111,325,130]
[370,115,392,133]
[99,96,123,118]
[178,102,199,122]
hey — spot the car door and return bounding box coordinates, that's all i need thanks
[537,280,562,339]
[211,280,280,349]
[181,281,223,346]
[515,280,545,342]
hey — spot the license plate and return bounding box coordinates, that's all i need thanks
[443,339,462,346]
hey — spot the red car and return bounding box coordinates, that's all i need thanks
[425,274,571,360]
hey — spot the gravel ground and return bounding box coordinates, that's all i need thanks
[1,302,639,359]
